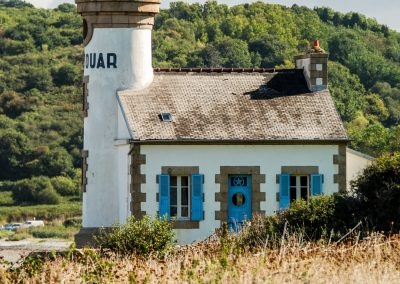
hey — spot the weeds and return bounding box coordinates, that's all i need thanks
[4,232,400,283]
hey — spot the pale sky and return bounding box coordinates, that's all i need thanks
[26,0,400,32]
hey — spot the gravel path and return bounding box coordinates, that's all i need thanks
[0,238,73,264]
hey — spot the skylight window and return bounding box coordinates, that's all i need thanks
[160,112,173,122]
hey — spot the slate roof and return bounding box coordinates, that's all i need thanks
[117,69,348,142]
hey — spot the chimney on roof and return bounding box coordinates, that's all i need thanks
[295,40,328,92]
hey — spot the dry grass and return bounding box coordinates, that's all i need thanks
[2,233,400,283]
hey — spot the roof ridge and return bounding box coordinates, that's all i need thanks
[153,67,303,73]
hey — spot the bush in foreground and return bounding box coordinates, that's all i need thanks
[236,194,363,250]
[94,215,175,257]
[351,152,400,232]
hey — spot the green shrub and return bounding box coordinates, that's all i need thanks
[8,232,30,241]
[30,227,72,239]
[63,217,82,227]
[351,152,400,232]
[0,190,14,206]
[51,176,79,196]
[95,215,175,257]
[11,176,53,204]
[37,188,61,204]
[35,147,74,178]
[280,195,336,239]
[236,195,356,250]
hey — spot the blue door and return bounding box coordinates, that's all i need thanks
[228,175,252,231]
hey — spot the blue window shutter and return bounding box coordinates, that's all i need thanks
[159,174,170,220]
[311,174,323,196]
[191,174,204,221]
[279,174,290,210]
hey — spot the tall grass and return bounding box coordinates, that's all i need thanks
[3,232,400,283]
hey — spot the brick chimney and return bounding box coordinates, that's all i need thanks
[295,40,328,92]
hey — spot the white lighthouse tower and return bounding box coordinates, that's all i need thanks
[75,0,160,244]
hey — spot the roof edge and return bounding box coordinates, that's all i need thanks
[153,67,304,73]
[346,147,375,160]
[130,139,350,145]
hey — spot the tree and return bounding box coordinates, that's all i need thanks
[11,176,60,204]
[0,91,37,118]
[0,0,33,8]
[52,64,80,86]
[189,44,221,67]
[249,35,291,68]
[328,62,365,122]
[351,152,400,232]
[55,3,76,13]
[215,37,252,68]
[35,147,74,177]
[0,128,32,180]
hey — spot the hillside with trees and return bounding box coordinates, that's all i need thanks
[0,0,400,203]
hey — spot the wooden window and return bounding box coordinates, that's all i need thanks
[159,174,204,221]
[279,173,323,210]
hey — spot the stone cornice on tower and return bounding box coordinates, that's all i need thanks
[75,0,161,45]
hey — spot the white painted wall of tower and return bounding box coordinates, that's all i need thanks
[82,28,153,227]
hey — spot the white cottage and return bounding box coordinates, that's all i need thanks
[75,0,350,245]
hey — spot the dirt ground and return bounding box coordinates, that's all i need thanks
[0,238,73,264]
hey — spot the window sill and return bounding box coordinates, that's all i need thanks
[171,220,200,229]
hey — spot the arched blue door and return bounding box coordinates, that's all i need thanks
[228,175,252,231]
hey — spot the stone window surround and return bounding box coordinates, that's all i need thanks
[130,144,146,219]
[83,76,89,117]
[156,166,202,229]
[333,144,347,193]
[215,166,266,224]
[81,150,89,192]
[275,166,319,202]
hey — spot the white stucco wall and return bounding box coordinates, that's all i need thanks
[346,148,374,190]
[82,28,152,227]
[137,144,339,244]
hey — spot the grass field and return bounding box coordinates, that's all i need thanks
[0,191,81,223]
[2,232,399,283]
[0,191,82,241]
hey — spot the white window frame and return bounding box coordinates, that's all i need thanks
[170,175,190,220]
[289,175,310,202]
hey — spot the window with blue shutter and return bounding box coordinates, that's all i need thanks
[159,174,170,220]
[191,174,204,221]
[310,174,323,196]
[279,174,290,210]
[159,173,204,222]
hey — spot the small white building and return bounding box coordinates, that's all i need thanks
[346,148,374,190]
[74,0,368,245]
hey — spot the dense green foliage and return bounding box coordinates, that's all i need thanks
[0,2,82,206]
[10,176,60,204]
[350,152,400,232]
[95,216,175,257]
[0,0,400,200]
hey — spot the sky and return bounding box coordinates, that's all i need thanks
[26,0,400,32]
